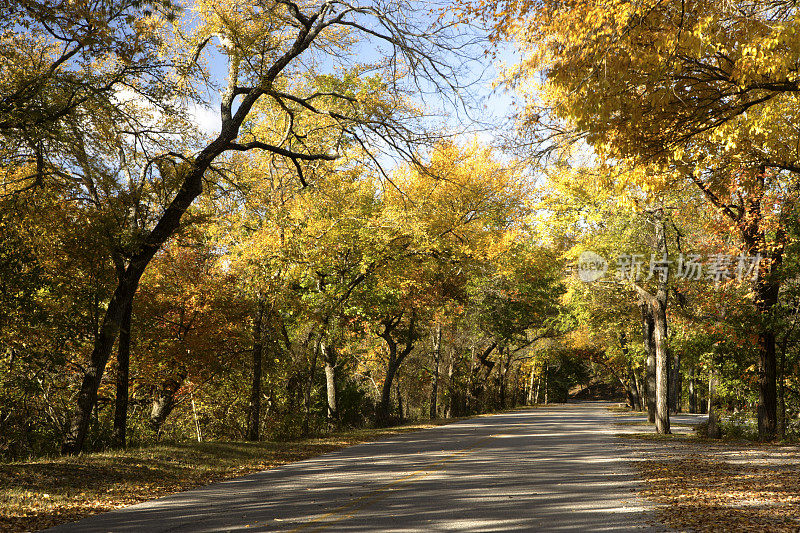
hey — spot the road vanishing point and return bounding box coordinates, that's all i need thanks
[45,402,668,532]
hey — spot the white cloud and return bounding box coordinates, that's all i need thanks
[188,102,220,135]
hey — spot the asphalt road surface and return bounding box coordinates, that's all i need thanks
[45,402,666,532]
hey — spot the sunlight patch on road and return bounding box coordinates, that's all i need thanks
[287,434,502,532]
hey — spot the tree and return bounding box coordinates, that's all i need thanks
[132,231,248,436]
[485,0,800,439]
[56,0,475,453]
[0,0,177,141]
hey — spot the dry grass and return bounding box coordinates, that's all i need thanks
[0,420,454,533]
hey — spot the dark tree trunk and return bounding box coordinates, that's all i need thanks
[429,324,441,419]
[640,300,656,423]
[667,348,681,414]
[378,359,399,424]
[149,372,186,435]
[246,302,265,441]
[688,366,697,414]
[756,328,778,440]
[749,215,781,442]
[777,335,787,440]
[692,170,787,441]
[302,340,319,436]
[62,139,241,453]
[543,362,549,404]
[111,298,132,448]
[707,366,721,439]
[376,311,416,426]
[740,180,785,441]
[619,332,642,411]
[58,22,332,453]
[395,380,403,421]
[511,366,521,407]
[622,377,637,410]
[63,279,140,454]
[498,347,508,409]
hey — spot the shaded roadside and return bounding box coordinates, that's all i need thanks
[614,409,800,532]
[0,421,458,533]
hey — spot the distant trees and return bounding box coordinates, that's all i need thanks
[483,0,800,440]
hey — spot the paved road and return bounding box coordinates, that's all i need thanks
[45,402,665,532]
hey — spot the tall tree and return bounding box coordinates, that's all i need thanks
[57,0,474,453]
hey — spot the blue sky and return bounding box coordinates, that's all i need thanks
[185,2,522,155]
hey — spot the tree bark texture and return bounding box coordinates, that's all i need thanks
[111,297,132,448]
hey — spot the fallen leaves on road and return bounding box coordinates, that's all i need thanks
[622,435,800,532]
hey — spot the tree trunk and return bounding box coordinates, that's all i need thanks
[669,348,681,414]
[694,171,785,441]
[653,295,670,434]
[707,366,721,439]
[323,341,338,426]
[246,303,265,441]
[396,380,404,421]
[634,370,645,412]
[777,337,787,440]
[527,365,536,405]
[743,181,785,441]
[111,298,132,448]
[543,362,549,404]
[302,339,319,436]
[622,376,637,410]
[61,146,237,453]
[628,365,642,411]
[498,347,508,409]
[58,32,327,453]
[637,209,670,434]
[149,372,186,436]
[688,366,697,414]
[640,300,656,423]
[378,358,399,424]
[444,355,455,417]
[619,331,642,411]
[62,279,140,454]
[429,323,441,419]
[756,328,778,440]
[376,311,416,426]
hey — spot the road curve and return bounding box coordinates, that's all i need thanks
[44,402,665,532]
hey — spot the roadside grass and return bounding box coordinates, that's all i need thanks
[620,432,800,532]
[615,420,695,429]
[606,404,635,415]
[0,420,459,533]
